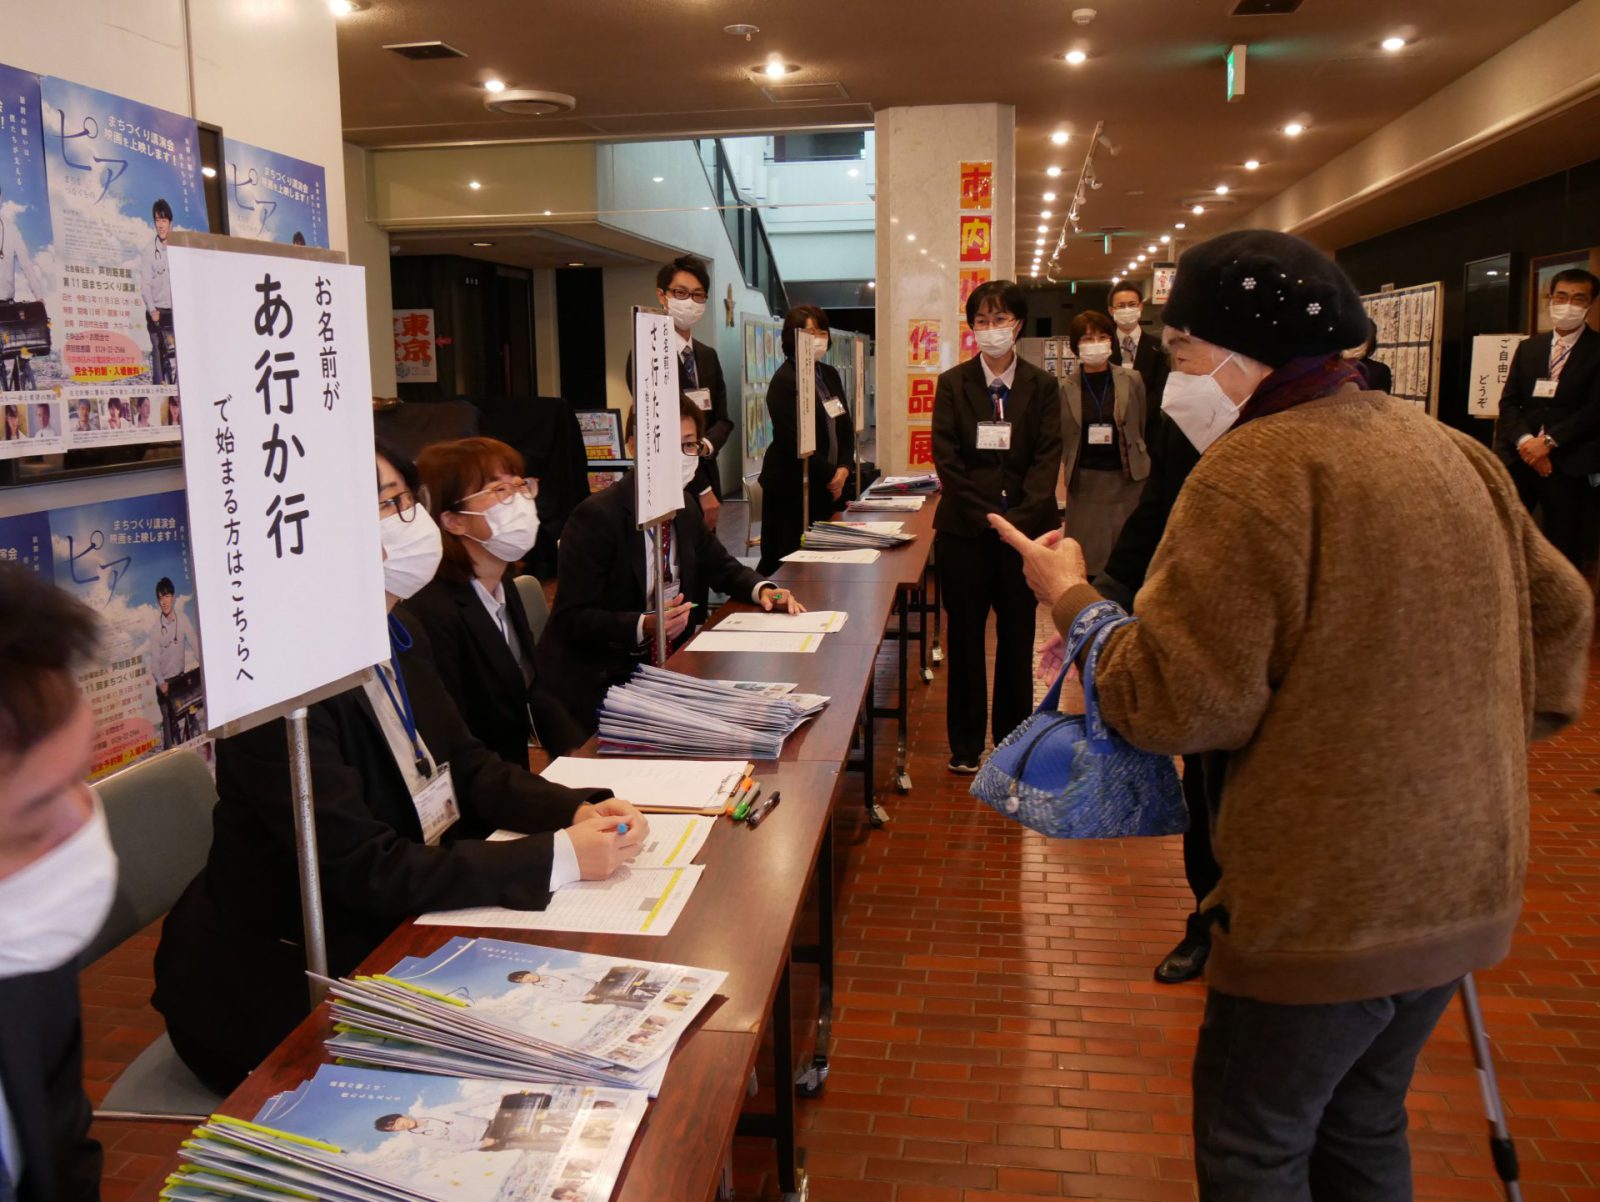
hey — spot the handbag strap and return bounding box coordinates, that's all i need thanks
[1035,600,1128,715]
[1081,617,1133,752]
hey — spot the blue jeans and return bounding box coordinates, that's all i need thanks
[1193,981,1460,1201]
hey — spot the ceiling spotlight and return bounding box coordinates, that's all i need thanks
[201,165,217,178]
[1381,35,1407,52]
[1043,191,1057,202]
[1215,184,1230,195]
[1063,49,1088,65]
[1050,130,1070,145]
[651,176,665,183]
[1046,165,1063,177]
[468,180,482,190]
[483,78,507,93]
[907,233,916,242]
[1160,234,1171,244]
[847,168,860,177]
[1191,204,1205,215]
[566,261,585,267]
[1175,221,1186,229]
[867,281,876,289]
[752,57,803,80]
[1147,244,1158,253]
[543,209,552,216]
[1041,210,1052,218]
[471,241,495,247]
[1137,254,1147,263]
[1244,159,1261,171]
[1037,224,1049,233]
[919,247,927,255]
[328,0,364,13]
[1284,121,1306,137]
[1035,238,1046,246]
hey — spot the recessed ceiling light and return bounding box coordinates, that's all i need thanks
[1063,49,1088,65]
[1381,35,1407,52]
[724,22,760,37]
[1284,121,1306,137]
[1486,270,1499,276]
[1191,204,1205,215]
[1037,224,1049,233]
[1051,130,1070,145]
[201,165,217,178]
[468,180,482,190]
[1046,166,1063,177]
[1035,238,1046,246]
[483,78,507,93]
[847,168,860,177]
[1137,254,1147,263]
[1175,221,1186,229]
[1244,159,1261,171]
[543,209,552,216]
[651,176,665,183]
[1147,244,1158,253]
[567,262,585,268]
[867,281,876,289]
[752,59,800,80]
[471,241,494,247]
[906,233,916,242]
[1160,234,1171,244]
[1041,210,1052,218]
[1215,184,1230,196]
[328,0,364,13]
[701,205,712,211]
[1127,262,1137,270]
[919,247,927,255]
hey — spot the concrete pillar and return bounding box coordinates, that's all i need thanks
[873,105,1015,473]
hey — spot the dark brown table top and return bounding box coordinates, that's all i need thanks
[769,496,939,587]
[699,578,903,645]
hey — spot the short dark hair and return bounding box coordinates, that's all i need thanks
[1363,316,1380,355]
[781,304,830,359]
[1069,311,1116,356]
[156,577,176,598]
[152,198,173,221]
[625,395,706,442]
[656,256,709,294]
[965,280,1027,329]
[1550,268,1599,299]
[0,564,100,761]
[374,1114,405,1132]
[291,231,307,246]
[1107,282,1143,307]
[108,398,125,416]
[507,970,536,983]
[375,437,421,496]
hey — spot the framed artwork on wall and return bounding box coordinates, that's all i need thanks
[1529,249,1600,334]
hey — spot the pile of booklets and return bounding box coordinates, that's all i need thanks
[848,493,925,513]
[596,666,829,759]
[321,937,725,1096]
[163,1063,647,1202]
[804,519,915,551]
[866,472,940,495]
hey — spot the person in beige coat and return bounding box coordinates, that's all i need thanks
[993,229,1593,1202]
[1060,310,1150,578]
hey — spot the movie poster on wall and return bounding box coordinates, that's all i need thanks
[39,75,206,392]
[223,137,329,249]
[0,488,209,779]
[0,63,55,394]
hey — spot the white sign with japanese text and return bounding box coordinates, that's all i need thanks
[632,307,681,527]
[170,245,387,730]
[796,324,818,458]
[1467,334,1527,421]
[393,308,438,383]
[1153,265,1177,305]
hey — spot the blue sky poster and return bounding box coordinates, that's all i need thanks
[222,136,329,249]
[0,64,53,337]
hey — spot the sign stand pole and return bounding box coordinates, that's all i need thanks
[800,462,812,546]
[285,706,330,1005]
[650,519,670,666]
[797,328,818,547]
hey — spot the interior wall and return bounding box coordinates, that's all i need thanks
[344,143,398,395]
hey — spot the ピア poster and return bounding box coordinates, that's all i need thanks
[39,75,205,387]
[223,137,329,249]
[61,383,180,449]
[393,307,438,383]
[0,63,55,393]
[0,488,208,779]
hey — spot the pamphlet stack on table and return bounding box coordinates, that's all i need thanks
[803,519,914,551]
[162,1063,646,1202]
[848,494,926,513]
[322,937,727,1097]
[596,666,829,759]
[864,472,940,496]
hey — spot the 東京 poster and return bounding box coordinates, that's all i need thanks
[0,63,55,393]
[39,75,206,389]
[223,137,329,248]
[0,487,208,779]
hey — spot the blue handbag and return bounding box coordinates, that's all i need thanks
[971,603,1187,839]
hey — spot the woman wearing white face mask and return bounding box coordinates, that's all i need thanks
[1060,310,1151,579]
[154,440,649,1095]
[0,564,111,1202]
[405,438,586,764]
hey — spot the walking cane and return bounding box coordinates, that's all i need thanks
[1459,974,1522,1201]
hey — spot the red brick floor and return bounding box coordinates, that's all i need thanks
[85,619,1600,1201]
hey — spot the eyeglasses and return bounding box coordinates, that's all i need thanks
[378,490,421,523]
[1551,289,1593,306]
[680,440,703,456]
[456,477,537,510]
[665,286,709,303]
[970,314,1016,331]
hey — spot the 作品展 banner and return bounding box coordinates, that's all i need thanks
[223,137,330,249]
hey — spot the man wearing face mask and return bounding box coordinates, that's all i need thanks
[992,230,1593,1199]
[538,396,805,739]
[933,280,1064,774]
[1107,281,1170,434]
[0,564,112,1202]
[624,256,733,532]
[1494,268,1600,576]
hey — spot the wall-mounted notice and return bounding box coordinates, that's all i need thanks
[908,318,942,369]
[223,137,329,249]
[1153,265,1176,305]
[39,76,206,387]
[1467,334,1528,421]
[0,392,64,457]
[631,307,680,527]
[959,161,993,210]
[61,383,179,449]
[393,307,438,383]
[958,214,992,263]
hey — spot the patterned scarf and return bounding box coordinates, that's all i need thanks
[1233,354,1362,430]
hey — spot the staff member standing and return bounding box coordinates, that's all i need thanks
[1108,281,1169,432]
[932,280,1063,774]
[406,437,586,763]
[1494,267,1600,575]
[757,304,855,574]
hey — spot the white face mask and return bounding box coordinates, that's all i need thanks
[1111,306,1141,330]
[666,297,706,329]
[1161,354,1241,454]
[1550,302,1590,333]
[0,791,118,979]
[812,333,830,356]
[974,324,1016,358]
[679,450,701,488]
[380,507,443,600]
[465,492,540,562]
[1078,342,1113,366]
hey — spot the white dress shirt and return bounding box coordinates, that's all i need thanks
[1517,326,1587,448]
[981,353,1019,418]
[0,215,44,302]
[471,577,533,686]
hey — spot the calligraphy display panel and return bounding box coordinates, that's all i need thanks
[631,307,681,528]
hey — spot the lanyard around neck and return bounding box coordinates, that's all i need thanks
[381,615,433,778]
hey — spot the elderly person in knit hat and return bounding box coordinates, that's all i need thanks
[991,230,1592,1200]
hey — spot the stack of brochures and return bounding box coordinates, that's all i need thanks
[848,494,926,513]
[163,1063,646,1202]
[865,472,941,495]
[319,937,726,1097]
[596,666,829,759]
[804,519,915,551]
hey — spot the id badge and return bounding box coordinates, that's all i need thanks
[1088,423,1114,446]
[822,398,846,419]
[976,421,1012,451]
[685,387,713,411]
[413,763,460,846]
[1533,379,1558,399]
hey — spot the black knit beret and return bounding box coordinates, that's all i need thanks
[1160,229,1368,368]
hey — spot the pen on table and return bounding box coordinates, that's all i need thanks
[731,781,762,822]
[746,791,782,828]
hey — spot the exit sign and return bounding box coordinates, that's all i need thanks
[1227,44,1247,102]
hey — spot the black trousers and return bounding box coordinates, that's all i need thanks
[1507,456,1600,574]
[936,530,1036,759]
[758,473,841,576]
[1193,981,1459,1200]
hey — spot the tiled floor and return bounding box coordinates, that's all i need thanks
[85,593,1600,1201]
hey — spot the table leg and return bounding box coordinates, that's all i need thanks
[930,549,944,666]
[860,695,882,826]
[773,957,805,1199]
[793,819,834,1098]
[894,587,912,795]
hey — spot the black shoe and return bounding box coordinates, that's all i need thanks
[1155,932,1210,984]
[948,755,981,775]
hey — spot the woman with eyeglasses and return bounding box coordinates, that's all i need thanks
[404,437,585,764]
[153,439,648,1095]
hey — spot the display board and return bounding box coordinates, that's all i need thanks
[1361,282,1443,416]
[631,307,680,527]
[223,137,330,249]
[576,408,631,493]
[740,317,871,478]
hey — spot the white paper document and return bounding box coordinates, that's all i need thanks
[715,610,849,634]
[686,630,826,653]
[418,865,704,936]
[539,756,747,812]
[781,549,881,564]
[487,813,715,869]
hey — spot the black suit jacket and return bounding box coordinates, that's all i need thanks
[1098,410,1203,608]
[1494,326,1600,476]
[626,338,732,497]
[0,967,100,1202]
[758,359,857,504]
[401,575,585,763]
[1112,330,1170,437]
[931,356,1064,538]
[153,619,610,1089]
[537,475,767,735]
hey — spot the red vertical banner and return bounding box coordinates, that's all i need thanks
[959,215,992,264]
[959,161,994,210]
[908,428,935,466]
[907,375,937,418]
[907,318,943,369]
